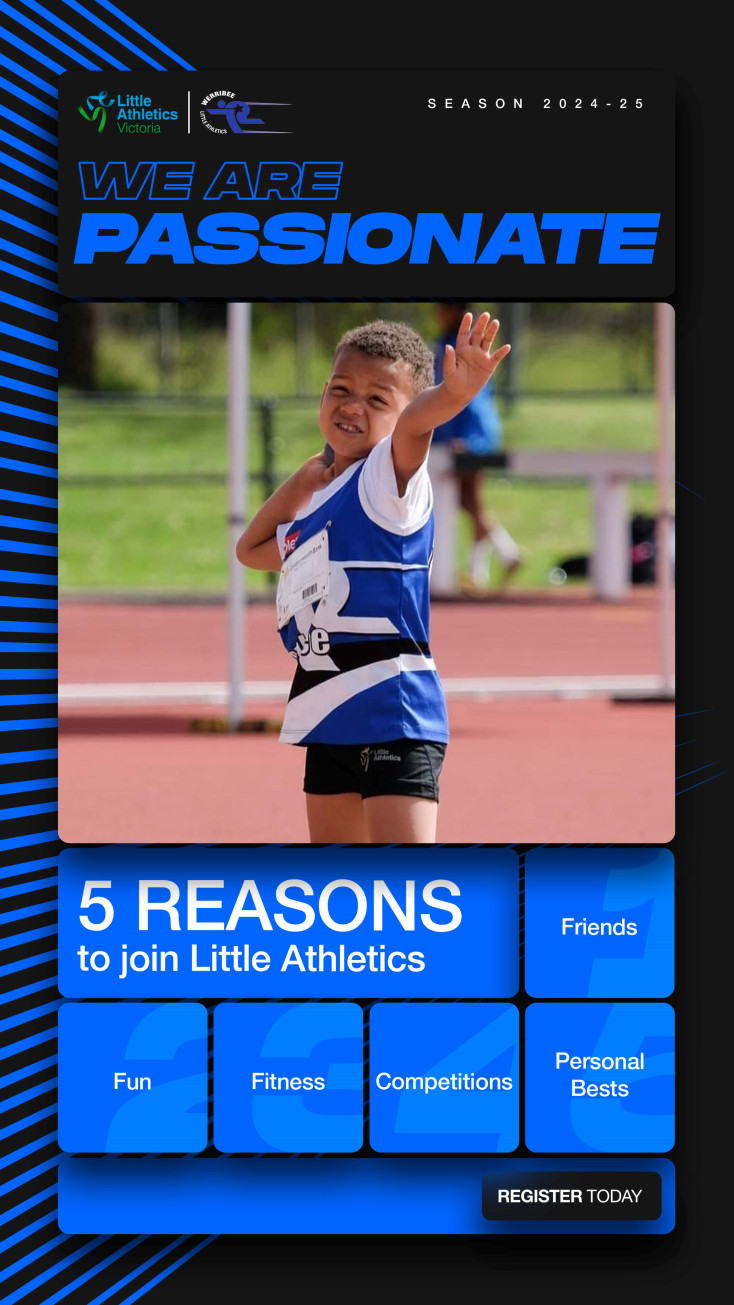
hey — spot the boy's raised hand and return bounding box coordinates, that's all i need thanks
[442,312,511,403]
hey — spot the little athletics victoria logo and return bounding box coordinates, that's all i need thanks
[200,90,291,134]
[77,91,115,132]
[77,90,179,134]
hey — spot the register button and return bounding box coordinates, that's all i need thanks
[482,1171,662,1220]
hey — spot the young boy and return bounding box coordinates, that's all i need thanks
[237,312,510,844]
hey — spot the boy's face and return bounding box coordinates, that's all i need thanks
[319,347,417,464]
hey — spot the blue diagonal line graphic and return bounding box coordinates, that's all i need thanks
[0,768,58,784]
[0,1231,68,1286]
[50,0,167,68]
[0,854,57,876]
[0,574,57,588]
[0,1151,58,1189]
[0,99,58,134]
[0,510,57,528]
[676,760,720,780]
[0,27,65,74]
[0,644,57,653]
[0,179,58,213]
[0,747,57,762]
[0,76,57,118]
[0,921,57,946]
[0,1102,56,1140]
[0,832,58,853]
[0,1073,56,1110]
[0,999,61,1035]
[13,0,130,69]
[0,211,57,247]
[0,134,57,170]
[5,1235,150,1305]
[0,320,56,348]
[0,451,57,472]
[0,351,57,377]
[0,1051,57,1089]
[0,372,57,398]
[102,1237,219,1305]
[0,1209,57,1256]
[0,975,56,1005]
[1,675,57,690]
[2,1235,120,1305]
[4,1146,53,1189]
[0,620,57,630]
[0,536,58,552]
[0,874,56,897]
[0,4,101,71]
[0,260,59,292]
[0,287,58,316]
[1,431,58,451]
[90,0,194,67]
[676,770,727,797]
[0,152,57,190]
[0,1182,58,1223]
[0,890,56,914]
[0,51,58,96]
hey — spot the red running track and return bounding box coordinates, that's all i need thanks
[59,590,674,844]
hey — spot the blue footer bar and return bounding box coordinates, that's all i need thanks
[59,1158,674,1235]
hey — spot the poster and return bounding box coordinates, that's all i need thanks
[0,14,722,1300]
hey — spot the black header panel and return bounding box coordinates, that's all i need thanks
[58,70,674,298]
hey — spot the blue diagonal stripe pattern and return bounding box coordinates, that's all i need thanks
[0,9,225,1305]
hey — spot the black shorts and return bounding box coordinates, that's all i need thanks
[303,740,447,801]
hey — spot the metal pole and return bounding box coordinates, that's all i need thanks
[655,302,675,695]
[227,302,250,729]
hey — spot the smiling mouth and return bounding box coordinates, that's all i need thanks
[335,420,363,435]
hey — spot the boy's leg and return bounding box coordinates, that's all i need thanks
[363,795,438,844]
[306,793,367,843]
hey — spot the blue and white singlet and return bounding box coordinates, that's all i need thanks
[275,436,449,746]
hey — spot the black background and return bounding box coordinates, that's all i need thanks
[51,7,728,1301]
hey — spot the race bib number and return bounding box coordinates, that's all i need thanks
[276,528,330,629]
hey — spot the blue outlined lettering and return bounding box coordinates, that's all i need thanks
[298,162,343,201]
[203,163,255,202]
[254,161,302,201]
[78,161,155,201]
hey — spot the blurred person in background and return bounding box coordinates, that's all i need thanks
[431,301,522,590]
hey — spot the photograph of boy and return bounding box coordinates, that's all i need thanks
[236,313,510,844]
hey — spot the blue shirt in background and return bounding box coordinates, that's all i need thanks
[432,331,503,452]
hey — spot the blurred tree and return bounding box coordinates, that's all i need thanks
[59,303,96,390]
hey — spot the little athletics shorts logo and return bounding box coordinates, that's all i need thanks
[360,747,402,771]
[199,90,291,135]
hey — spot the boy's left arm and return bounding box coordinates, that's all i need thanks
[391,313,511,493]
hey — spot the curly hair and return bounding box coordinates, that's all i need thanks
[335,320,435,394]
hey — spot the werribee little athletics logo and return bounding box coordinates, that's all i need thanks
[200,90,291,134]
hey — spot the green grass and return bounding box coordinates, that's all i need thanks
[59,389,659,594]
